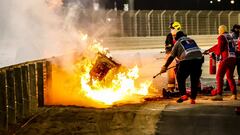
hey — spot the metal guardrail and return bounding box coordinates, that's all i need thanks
[0,60,51,131]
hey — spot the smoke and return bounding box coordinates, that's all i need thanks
[0,0,94,67]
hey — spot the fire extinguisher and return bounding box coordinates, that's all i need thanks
[209,53,216,74]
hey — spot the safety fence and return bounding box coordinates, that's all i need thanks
[0,60,51,132]
[74,9,240,37]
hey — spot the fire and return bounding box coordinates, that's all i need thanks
[45,35,153,108]
[81,65,150,105]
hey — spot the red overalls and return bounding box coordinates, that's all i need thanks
[209,33,237,95]
[164,33,177,90]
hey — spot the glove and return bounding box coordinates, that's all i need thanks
[216,55,221,61]
[202,50,209,55]
[160,66,167,73]
[211,52,216,60]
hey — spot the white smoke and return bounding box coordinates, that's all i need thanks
[0,0,90,67]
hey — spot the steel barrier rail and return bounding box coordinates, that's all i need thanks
[0,59,50,132]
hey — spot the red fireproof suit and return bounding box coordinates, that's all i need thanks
[164,33,177,90]
[208,33,237,95]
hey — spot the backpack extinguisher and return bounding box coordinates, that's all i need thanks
[209,53,216,74]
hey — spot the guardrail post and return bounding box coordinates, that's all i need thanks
[14,68,24,120]
[37,62,44,107]
[29,64,37,114]
[0,71,7,130]
[45,61,52,104]
[21,66,29,118]
[6,69,16,124]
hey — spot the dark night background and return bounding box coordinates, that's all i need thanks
[63,0,240,10]
[100,0,240,10]
[134,0,240,10]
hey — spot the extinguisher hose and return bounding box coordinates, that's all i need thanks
[153,66,176,78]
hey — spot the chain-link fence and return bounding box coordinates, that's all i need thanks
[75,10,240,37]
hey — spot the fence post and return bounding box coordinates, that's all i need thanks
[207,10,212,35]
[29,64,37,114]
[120,11,126,37]
[0,71,7,130]
[37,62,44,107]
[157,13,160,36]
[173,10,179,21]
[6,69,16,124]
[21,66,29,118]
[218,11,223,26]
[134,10,140,37]
[160,10,166,36]
[147,10,154,36]
[185,10,190,35]
[14,68,24,121]
[238,12,240,24]
[106,9,113,18]
[129,0,134,10]
[196,10,202,35]
[228,11,234,31]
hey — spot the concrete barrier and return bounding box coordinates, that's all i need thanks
[102,35,217,50]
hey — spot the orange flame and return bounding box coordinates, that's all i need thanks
[45,35,153,108]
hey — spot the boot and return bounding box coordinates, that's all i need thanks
[190,99,196,104]
[176,95,188,103]
[211,89,218,96]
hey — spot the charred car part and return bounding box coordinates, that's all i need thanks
[162,88,180,98]
[90,52,121,81]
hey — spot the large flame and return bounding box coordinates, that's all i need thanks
[45,34,153,108]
